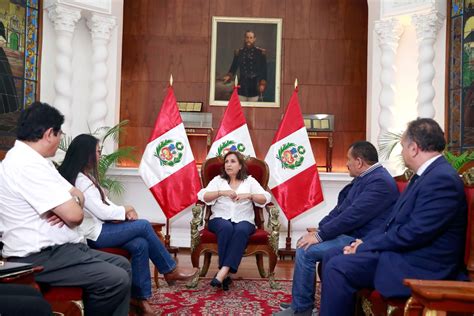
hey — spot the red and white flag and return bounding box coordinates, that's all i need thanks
[139,86,201,218]
[264,87,324,220]
[207,87,255,158]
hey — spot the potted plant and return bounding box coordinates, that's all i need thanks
[378,130,474,172]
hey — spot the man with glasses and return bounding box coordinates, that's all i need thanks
[0,102,131,315]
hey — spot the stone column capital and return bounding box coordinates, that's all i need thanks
[375,18,404,46]
[86,13,117,40]
[412,9,445,40]
[47,3,81,33]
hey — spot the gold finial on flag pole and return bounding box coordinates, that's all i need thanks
[169,74,173,87]
[234,76,238,87]
[294,78,298,89]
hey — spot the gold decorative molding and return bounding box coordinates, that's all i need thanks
[190,205,203,252]
[266,205,280,255]
[361,297,375,316]
[462,167,474,186]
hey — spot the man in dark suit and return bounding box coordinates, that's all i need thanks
[274,141,399,316]
[223,30,267,102]
[319,118,467,316]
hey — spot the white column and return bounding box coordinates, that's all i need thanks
[374,18,404,145]
[47,4,81,135]
[86,13,116,133]
[412,10,444,119]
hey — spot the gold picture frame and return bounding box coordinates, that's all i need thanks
[209,16,282,108]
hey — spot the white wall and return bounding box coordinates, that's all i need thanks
[367,0,446,175]
[40,0,124,147]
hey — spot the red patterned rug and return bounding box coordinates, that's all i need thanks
[147,278,320,315]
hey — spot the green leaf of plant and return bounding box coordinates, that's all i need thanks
[378,131,403,160]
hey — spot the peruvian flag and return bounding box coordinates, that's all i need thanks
[265,87,324,220]
[207,87,255,158]
[139,86,201,218]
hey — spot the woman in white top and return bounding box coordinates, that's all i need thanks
[58,134,198,315]
[197,151,271,290]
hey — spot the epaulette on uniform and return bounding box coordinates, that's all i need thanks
[256,47,266,55]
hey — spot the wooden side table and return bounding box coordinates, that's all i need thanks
[185,127,213,166]
[308,131,333,172]
[404,278,474,315]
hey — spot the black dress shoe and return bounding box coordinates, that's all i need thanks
[222,276,232,291]
[210,277,222,288]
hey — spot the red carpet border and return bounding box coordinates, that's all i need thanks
[147,278,320,315]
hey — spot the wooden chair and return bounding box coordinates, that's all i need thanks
[356,168,474,316]
[189,156,280,288]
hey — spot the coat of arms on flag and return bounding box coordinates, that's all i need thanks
[155,140,184,166]
[276,143,306,169]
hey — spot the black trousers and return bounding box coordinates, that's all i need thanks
[9,243,131,316]
[0,283,52,316]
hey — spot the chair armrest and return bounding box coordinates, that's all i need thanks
[0,265,43,291]
[265,203,280,255]
[190,203,205,251]
[404,278,474,302]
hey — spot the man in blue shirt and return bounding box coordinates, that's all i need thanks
[275,141,399,316]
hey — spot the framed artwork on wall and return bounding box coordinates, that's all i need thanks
[447,0,474,152]
[0,0,41,155]
[209,16,282,108]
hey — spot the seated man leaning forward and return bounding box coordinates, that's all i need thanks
[0,102,131,316]
[319,118,467,316]
[275,141,399,316]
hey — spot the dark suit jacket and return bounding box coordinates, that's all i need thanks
[318,166,399,241]
[357,156,467,297]
[228,46,267,97]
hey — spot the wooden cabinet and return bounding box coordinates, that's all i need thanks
[308,131,333,172]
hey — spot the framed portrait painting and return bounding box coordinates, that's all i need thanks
[210,16,282,107]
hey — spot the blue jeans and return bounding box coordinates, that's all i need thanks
[291,234,354,312]
[87,219,176,299]
[208,218,256,273]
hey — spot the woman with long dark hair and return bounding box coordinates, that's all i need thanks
[58,134,198,315]
[197,151,271,290]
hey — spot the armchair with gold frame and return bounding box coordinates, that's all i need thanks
[189,156,280,288]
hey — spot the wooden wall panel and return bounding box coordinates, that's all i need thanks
[120,0,368,171]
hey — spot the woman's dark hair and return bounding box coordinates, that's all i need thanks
[17,101,64,141]
[58,134,108,204]
[219,151,248,182]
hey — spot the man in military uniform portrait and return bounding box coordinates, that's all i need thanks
[223,30,267,102]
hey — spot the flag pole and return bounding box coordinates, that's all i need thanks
[163,73,178,257]
[278,78,299,261]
